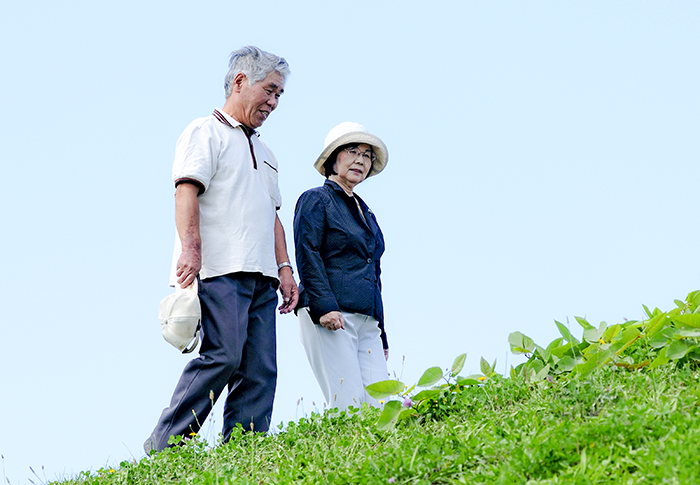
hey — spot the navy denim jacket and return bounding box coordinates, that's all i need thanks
[293,179,387,348]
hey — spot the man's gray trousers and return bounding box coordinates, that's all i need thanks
[147,272,278,451]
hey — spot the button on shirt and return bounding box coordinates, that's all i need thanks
[169,109,282,285]
[294,179,387,348]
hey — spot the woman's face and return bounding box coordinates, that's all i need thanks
[332,143,374,190]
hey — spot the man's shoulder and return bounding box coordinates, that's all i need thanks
[182,113,219,132]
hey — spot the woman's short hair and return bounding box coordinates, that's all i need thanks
[224,46,290,98]
[323,143,375,178]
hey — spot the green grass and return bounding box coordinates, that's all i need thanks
[55,364,700,484]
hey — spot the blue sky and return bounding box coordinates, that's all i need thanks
[1,1,699,482]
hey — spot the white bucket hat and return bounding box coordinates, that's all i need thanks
[158,281,201,354]
[314,122,388,178]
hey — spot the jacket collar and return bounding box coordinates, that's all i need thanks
[324,178,350,196]
[324,178,364,202]
[323,179,374,230]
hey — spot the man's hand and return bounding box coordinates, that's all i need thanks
[176,247,201,288]
[278,267,298,314]
[319,311,345,331]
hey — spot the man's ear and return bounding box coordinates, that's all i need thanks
[232,72,247,93]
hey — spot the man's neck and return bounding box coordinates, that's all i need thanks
[221,100,252,130]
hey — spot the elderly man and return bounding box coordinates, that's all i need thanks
[145,46,298,453]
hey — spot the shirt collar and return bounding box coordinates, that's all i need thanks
[213,108,259,136]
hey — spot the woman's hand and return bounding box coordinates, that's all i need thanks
[319,311,345,331]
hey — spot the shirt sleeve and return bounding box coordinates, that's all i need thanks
[293,189,341,320]
[172,120,218,192]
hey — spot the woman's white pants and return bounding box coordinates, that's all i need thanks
[298,308,389,411]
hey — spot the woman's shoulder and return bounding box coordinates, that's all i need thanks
[294,184,332,216]
[297,183,334,203]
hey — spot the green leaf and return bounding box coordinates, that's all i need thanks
[644,313,670,337]
[551,341,587,359]
[508,332,535,354]
[534,364,551,382]
[671,314,700,328]
[602,324,622,342]
[556,355,579,372]
[686,290,700,313]
[545,337,564,352]
[365,380,405,399]
[555,320,580,344]
[582,321,607,343]
[417,367,443,387]
[458,375,484,386]
[397,408,415,422]
[524,358,544,374]
[413,389,441,401]
[610,327,641,355]
[376,400,402,430]
[521,365,536,383]
[450,353,466,377]
[688,349,700,362]
[575,316,594,330]
[534,346,552,364]
[649,346,669,369]
[667,340,691,360]
[648,332,669,349]
[583,327,603,344]
[574,349,613,378]
[480,357,492,375]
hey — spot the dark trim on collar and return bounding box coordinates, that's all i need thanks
[212,109,259,137]
[212,109,234,128]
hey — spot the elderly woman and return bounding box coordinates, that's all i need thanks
[294,122,389,411]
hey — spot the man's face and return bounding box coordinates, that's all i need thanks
[237,70,285,129]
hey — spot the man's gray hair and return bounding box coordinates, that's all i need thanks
[224,46,290,98]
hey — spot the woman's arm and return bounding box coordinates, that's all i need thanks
[293,190,341,320]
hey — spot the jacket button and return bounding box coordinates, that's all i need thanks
[367,258,373,263]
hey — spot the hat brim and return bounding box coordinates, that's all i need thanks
[314,131,388,178]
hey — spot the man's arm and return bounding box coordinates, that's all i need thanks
[275,214,299,314]
[174,183,201,288]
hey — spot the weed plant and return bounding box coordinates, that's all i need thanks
[53,293,700,484]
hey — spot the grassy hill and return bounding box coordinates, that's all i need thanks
[54,293,700,484]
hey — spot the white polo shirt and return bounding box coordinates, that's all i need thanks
[169,109,282,285]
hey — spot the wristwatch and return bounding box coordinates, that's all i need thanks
[277,261,294,274]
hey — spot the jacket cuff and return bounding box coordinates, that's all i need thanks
[309,297,340,323]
